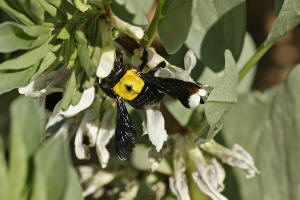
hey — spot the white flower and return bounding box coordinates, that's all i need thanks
[96,48,115,79]
[192,157,227,200]
[182,50,197,81]
[95,109,115,168]
[18,68,69,97]
[60,86,95,117]
[79,166,115,198]
[169,144,191,200]
[132,47,167,70]
[131,48,196,81]
[111,16,144,40]
[97,19,115,79]
[74,108,99,160]
[200,140,259,178]
[142,105,168,152]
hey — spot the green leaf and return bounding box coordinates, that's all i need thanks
[195,50,238,144]
[223,65,300,200]
[73,0,88,12]
[62,168,83,200]
[61,69,76,110]
[185,0,246,71]
[9,97,45,200]
[131,144,150,170]
[111,0,149,26]
[158,0,193,54]
[265,0,300,44]
[33,51,57,78]
[39,0,66,19]
[46,0,62,8]
[0,42,52,70]
[6,0,45,24]
[0,137,8,200]
[75,24,99,77]
[275,0,284,16]
[0,22,51,53]
[29,0,45,23]
[0,0,34,25]
[31,135,70,200]
[236,33,257,94]
[136,0,155,13]
[0,63,39,95]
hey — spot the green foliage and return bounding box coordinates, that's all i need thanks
[111,0,151,26]
[185,0,246,71]
[195,50,238,144]
[265,0,300,44]
[158,0,193,54]
[0,0,300,199]
[0,22,50,53]
[0,97,83,200]
[223,65,300,200]
[0,63,39,94]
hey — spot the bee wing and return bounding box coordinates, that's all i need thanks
[141,73,209,109]
[115,98,137,160]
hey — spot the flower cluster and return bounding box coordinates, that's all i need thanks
[16,7,259,199]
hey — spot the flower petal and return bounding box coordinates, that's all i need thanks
[143,106,167,152]
[19,68,70,97]
[46,101,64,129]
[192,157,227,200]
[18,71,56,97]
[200,140,259,178]
[74,109,99,160]
[96,48,115,79]
[60,86,95,117]
[111,16,144,40]
[182,50,197,81]
[169,149,191,200]
[95,110,115,168]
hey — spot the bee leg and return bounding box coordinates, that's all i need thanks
[148,61,166,75]
[139,48,148,71]
[99,81,117,99]
[115,51,123,63]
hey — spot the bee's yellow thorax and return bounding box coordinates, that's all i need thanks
[113,69,144,100]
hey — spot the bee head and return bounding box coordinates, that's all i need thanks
[99,51,127,98]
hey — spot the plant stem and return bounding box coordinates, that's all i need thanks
[238,41,275,82]
[144,0,165,48]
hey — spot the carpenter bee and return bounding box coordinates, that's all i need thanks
[100,52,210,160]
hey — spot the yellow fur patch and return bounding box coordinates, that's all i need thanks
[113,69,144,100]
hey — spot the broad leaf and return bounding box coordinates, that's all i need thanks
[265,0,300,44]
[63,168,83,200]
[0,22,50,53]
[0,137,8,200]
[73,0,88,12]
[31,135,70,200]
[0,63,39,95]
[158,0,193,54]
[195,50,238,144]
[185,0,246,71]
[0,0,34,25]
[236,33,257,94]
[223,65,300,200]
[9,97,45,200]
[275,0,284,16]
[111,0,149,26]
[0,42,52,70]
[61,69,76,110]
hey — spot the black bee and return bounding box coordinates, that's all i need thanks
[100,52,210,160]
